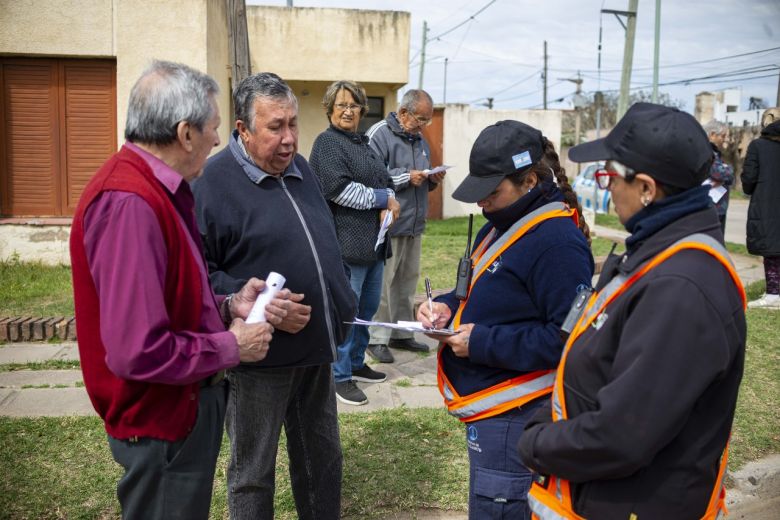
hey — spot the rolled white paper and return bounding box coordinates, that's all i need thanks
[245,272,286,324]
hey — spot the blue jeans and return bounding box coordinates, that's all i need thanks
[466,399,544,520]
[225,364,342,520]
[333,260,384,382]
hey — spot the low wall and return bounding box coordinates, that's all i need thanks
[0,223,71,265]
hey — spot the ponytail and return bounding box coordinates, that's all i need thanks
[536,138,591,244]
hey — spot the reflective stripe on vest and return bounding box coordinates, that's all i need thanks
[530,233,746,520]
[437,202,578,423]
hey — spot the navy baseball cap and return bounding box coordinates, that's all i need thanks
[452,120,544,203]
[569,103,713,189]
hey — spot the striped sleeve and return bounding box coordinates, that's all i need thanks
[332,183,394,210]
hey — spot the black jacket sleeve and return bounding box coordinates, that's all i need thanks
[741,140,759,195]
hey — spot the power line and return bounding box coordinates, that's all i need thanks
[427,0,498,42]
[551,45,780,75]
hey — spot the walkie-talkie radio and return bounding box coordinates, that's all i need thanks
[455,214,474,300]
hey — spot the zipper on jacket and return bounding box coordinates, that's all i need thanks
[278,177,338,358]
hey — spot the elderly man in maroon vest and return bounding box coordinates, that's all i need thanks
[70,60,289,519]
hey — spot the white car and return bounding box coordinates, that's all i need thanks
[572,162,611,214]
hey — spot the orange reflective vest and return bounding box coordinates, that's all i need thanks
[437,202,578,423]
[528,233,747,520]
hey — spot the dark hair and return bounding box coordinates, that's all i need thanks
[506,137,591,243]
[233,72,297,131]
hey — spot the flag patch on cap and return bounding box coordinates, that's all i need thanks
[512,151,532,169]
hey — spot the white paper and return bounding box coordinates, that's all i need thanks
[423,164,452,176]
[246,272,286,324]
[346,318,457,337]
[374,210,393,251]
[702,179,727,203]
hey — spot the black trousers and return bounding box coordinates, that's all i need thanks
[107,382,228,520]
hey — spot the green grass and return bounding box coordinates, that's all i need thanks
[595,212,623,230]
[0,360,81,372]
[0,408,467,519]
[0,256,73,316]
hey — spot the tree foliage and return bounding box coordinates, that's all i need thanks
[562,90,685,147]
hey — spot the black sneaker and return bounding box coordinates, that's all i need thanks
[367,343,395,363]
[352,365,387,383]
[335,380,368,406]
[389,338,430,352]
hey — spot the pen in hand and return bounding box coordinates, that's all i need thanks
[425,277,435,328]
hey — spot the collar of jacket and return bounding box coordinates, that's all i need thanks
[228,130,302,184]
[387,112,422,143]
[327,124,369,145]
[619,207,723,274]
[761,119,780,138]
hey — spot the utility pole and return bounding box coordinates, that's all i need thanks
[618,0,638,119]
[776,70,780,107]
[652,0,661,103]
[227,0,251,85]
[443,57,449,103]
[543,40,548,109]
[418,21,428,90]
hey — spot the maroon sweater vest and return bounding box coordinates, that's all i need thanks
[70,145,204,441]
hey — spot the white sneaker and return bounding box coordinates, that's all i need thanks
[747,293,780,309]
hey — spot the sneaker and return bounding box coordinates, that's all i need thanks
[367,343,395,363]
[335,380,368,405]
[352,365,387,383]
[389,337,430,352]
[747,293,780,309]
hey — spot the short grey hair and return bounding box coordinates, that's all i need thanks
[399,89,433,113]
[234,72,297,131]
[703,119,728,135]
[322,80,367,118]
[125,60,219,145]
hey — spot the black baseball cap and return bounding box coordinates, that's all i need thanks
[568,102,713,189]
[452,120,544,203]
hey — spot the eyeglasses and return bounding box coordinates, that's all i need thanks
[410,113,432,127]
[594,168,620,189]
[335,103,362,113]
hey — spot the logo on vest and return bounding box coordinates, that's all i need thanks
[592,312,609,330]
[487,257,501,274]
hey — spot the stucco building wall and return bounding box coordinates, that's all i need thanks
[439,104,563,218]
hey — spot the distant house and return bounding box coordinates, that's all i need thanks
[0,0,410,263]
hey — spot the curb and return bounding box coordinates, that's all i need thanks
[0,316,76,342]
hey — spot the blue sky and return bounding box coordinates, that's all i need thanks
[251,0,780,113]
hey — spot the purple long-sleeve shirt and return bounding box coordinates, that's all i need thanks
[82,142,239,385]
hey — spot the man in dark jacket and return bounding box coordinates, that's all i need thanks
[743,108,780,309]
[192,73,356,520]
[365,89,446,362]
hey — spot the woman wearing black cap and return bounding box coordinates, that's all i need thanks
[417,120,593,519]
[518,103,747,519]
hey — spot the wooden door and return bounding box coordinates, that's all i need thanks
[422,107,444,220]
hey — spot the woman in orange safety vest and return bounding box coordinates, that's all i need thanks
[418,120,593,519]
[518,103,747,519]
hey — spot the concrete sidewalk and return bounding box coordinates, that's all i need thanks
[0,339,445,418]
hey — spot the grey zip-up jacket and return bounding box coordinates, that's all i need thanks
[192,132,357,368]
[367,113,435,236]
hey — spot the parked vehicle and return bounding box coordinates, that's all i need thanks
[572,162,610,214]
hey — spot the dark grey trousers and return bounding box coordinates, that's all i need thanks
[225,363,342,520]
[107,382,228,520]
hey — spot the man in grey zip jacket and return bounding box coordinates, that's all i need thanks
[366,90,445,362]
[192,73,356,520]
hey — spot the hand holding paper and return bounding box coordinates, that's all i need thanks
[424,165,452,176]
